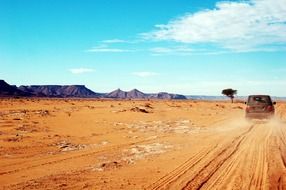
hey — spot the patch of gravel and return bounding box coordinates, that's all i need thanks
[126,120,198,134]
[122,143,173,164]
[56,141,86,152]
[90,142,173,172]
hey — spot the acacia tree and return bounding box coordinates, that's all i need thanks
[222,88,237,103]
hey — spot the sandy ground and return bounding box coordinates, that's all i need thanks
[1,98,286,190]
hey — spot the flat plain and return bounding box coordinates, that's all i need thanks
[1,98,286,190]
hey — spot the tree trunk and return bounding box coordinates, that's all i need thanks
[231,97,234,103]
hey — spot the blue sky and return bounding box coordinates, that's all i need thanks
[1,0,286,96]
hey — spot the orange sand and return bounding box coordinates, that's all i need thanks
[1,99,286,189]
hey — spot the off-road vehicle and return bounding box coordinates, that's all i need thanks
[245,95,276,119]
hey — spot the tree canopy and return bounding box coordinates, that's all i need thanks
[222,88,237,103]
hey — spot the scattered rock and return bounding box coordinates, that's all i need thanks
[126,120,194,134]
[3,136,22,142]
[93,161,122,171]
[101,161,121,169]
[144,103,153,109]
[112,109,127,113]
[122,143,173,164]
[41,110,50,116]
[87,105,95,109]
[232,106,243,109]
[216,104,225,108]
[56,141,86,152]
[130,107,149,113]
[15,125,38,133]
[58,183,67,188]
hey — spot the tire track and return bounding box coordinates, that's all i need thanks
[148,117,286,190]
[183,122,272,190]
[181,125,253,190]
[147,146,217,190]
[0,136,166,177]
[267,118,286,190]
[147,124,255,190]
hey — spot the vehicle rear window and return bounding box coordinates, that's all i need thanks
[248,96,271,104]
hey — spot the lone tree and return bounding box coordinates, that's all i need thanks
[222,88,237,103]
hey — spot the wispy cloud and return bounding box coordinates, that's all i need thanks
[86,47,132,53]
[132,72,159,77]
[150,46,197,55]
[150,46,230,56]
[102,39,127,43]
[101,39,143,44]
[143,0,286,52]
[69,68,95,74]
[86,44,134,53]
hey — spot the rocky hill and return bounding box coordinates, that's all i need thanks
[127,89,146,99]
[19,85,102,98]
[106,89,148,99]
[0,80,187,99]
[105,88,128,99]
[0,80,32,97]
[149,92,187,100]
[105,89,187,99]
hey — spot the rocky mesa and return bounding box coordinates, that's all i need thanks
[0,80,187,99]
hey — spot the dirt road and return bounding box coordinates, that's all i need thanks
[0,99,286,189]
[149,119,286,190]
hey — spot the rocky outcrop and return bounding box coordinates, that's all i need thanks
[18,85,102,98]
[0,80,32,97]
[1,79,187,99]
[105,89,187,100]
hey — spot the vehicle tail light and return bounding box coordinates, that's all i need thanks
[246,106,251,112]
[267,105,274,112]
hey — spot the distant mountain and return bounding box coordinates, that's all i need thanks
[186,95,229,100]
[18,85,46,97]
[105,89,187,99]
[2,79,284,100]
[19,85,102,98]
[105,88,128,99]
[149,92,187,100]
[0,80,32,97]
[127,89,146,99]
[1,80,187,99]
[106,89,147,99]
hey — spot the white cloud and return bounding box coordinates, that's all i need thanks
[150,46,195,54]
[102,39,127,43]
[86,44,134,53]
[149,46,201,55]
[150,46,230,56]
[69,68,95,74]
[132,72,159,77]
[143,0,286,51]
[101,39,143,44]
[86,47,132,53]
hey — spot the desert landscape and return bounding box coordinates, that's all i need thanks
[1,98,286,190]
[2,0,286,189]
